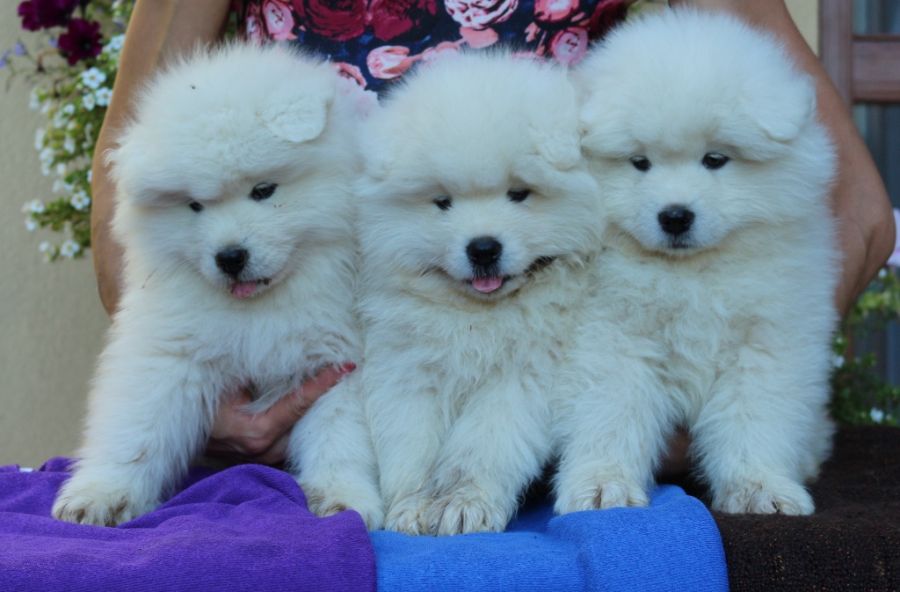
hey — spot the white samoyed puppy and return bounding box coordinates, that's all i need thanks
[554,9,839,516]
[354,53,601,535]
[52,43,381,527]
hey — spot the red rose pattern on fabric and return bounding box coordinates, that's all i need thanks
[239,0,634,94]
[368,0,439,41]
[293,0,368,41]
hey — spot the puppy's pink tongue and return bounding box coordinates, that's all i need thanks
[230,282,257,299]
[472,277,503,293]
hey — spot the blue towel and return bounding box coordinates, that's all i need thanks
[371,485,728,592]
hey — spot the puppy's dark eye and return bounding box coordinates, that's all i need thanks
[189,201,204,213]
[702,153,730,170]
[433,196,452,211]
[250,182,278,201]
[630,155,651,172]
[507,189,531,203]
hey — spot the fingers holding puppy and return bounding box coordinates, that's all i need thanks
[207,363,355,464]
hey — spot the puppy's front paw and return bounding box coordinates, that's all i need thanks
[425,483,509,535]
[384,492,431,535]
[302,483,385,530]
[52,478,154,526]
[555,475,649,514]
[712,477,814,516]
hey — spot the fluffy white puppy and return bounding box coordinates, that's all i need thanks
[52,43,380,527]
[555,9,838,516]
[356,53,601,535]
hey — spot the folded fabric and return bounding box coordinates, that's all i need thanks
[371,485,728,592]
[0,458,375,592]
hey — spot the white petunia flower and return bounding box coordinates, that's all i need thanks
[60,239,80,259]
[83,92,96,111]
[86,169,92,183]
[39,147,53,164]
[61,103,75,116]
[70,191,91,211]
[81,68,107,89]
[29,88,41,111]
[56,162,66,176]
[94,87,112,107]
[871,408,885,423]
[38,241,53,254]
[832,354,844,368]
[34,127,45,150]
[105,34,125,54]
[63,136,76,154]
[24,199,45,214]
[879,268,888,280]
[24,218,38,232]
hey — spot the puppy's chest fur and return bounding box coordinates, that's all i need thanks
[120,272,359,408]
[366,262,591,415]
[594,250,769,409]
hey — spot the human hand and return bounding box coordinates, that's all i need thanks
[207,363,356,465]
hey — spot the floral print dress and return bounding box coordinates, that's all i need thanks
[238,0,635,95]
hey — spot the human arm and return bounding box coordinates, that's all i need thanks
[91,0,232,315]
[669,0,896,316]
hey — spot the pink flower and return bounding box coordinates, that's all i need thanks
[333,62,367,87]
[549,26,588,65]
[367,0,438,41]
[263,0,297,40]
[445,0,518,31]
[245,4,265,43]
[420,40,461,63]
[366,45,414,79]
[292,0,367,41]
[534,0,580,24]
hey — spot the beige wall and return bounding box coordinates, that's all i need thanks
[0,2,821,467]
[787,0,819,52]
[0,7,109,465]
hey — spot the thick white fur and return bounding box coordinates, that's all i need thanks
[353,53,601,535]
[52,43,381,527]
[554,9,839,516]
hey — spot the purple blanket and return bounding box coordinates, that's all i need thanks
[0,458,375,592]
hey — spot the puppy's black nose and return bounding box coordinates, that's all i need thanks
[466,236,503,268]
[657,205,695,236]
[215,246,249,277]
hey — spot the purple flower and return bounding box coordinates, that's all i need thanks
[0,50,10,69]
[17,0,80,31]
[57,18,101,65]
[13,41,27,56]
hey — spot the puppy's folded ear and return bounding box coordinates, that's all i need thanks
[260,76,335,144]
[740,72,817,143]
[531,126,582,171]
[528,75,583,170]
[578,97,637,160]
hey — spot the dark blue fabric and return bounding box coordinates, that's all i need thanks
[371,485,729,592]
